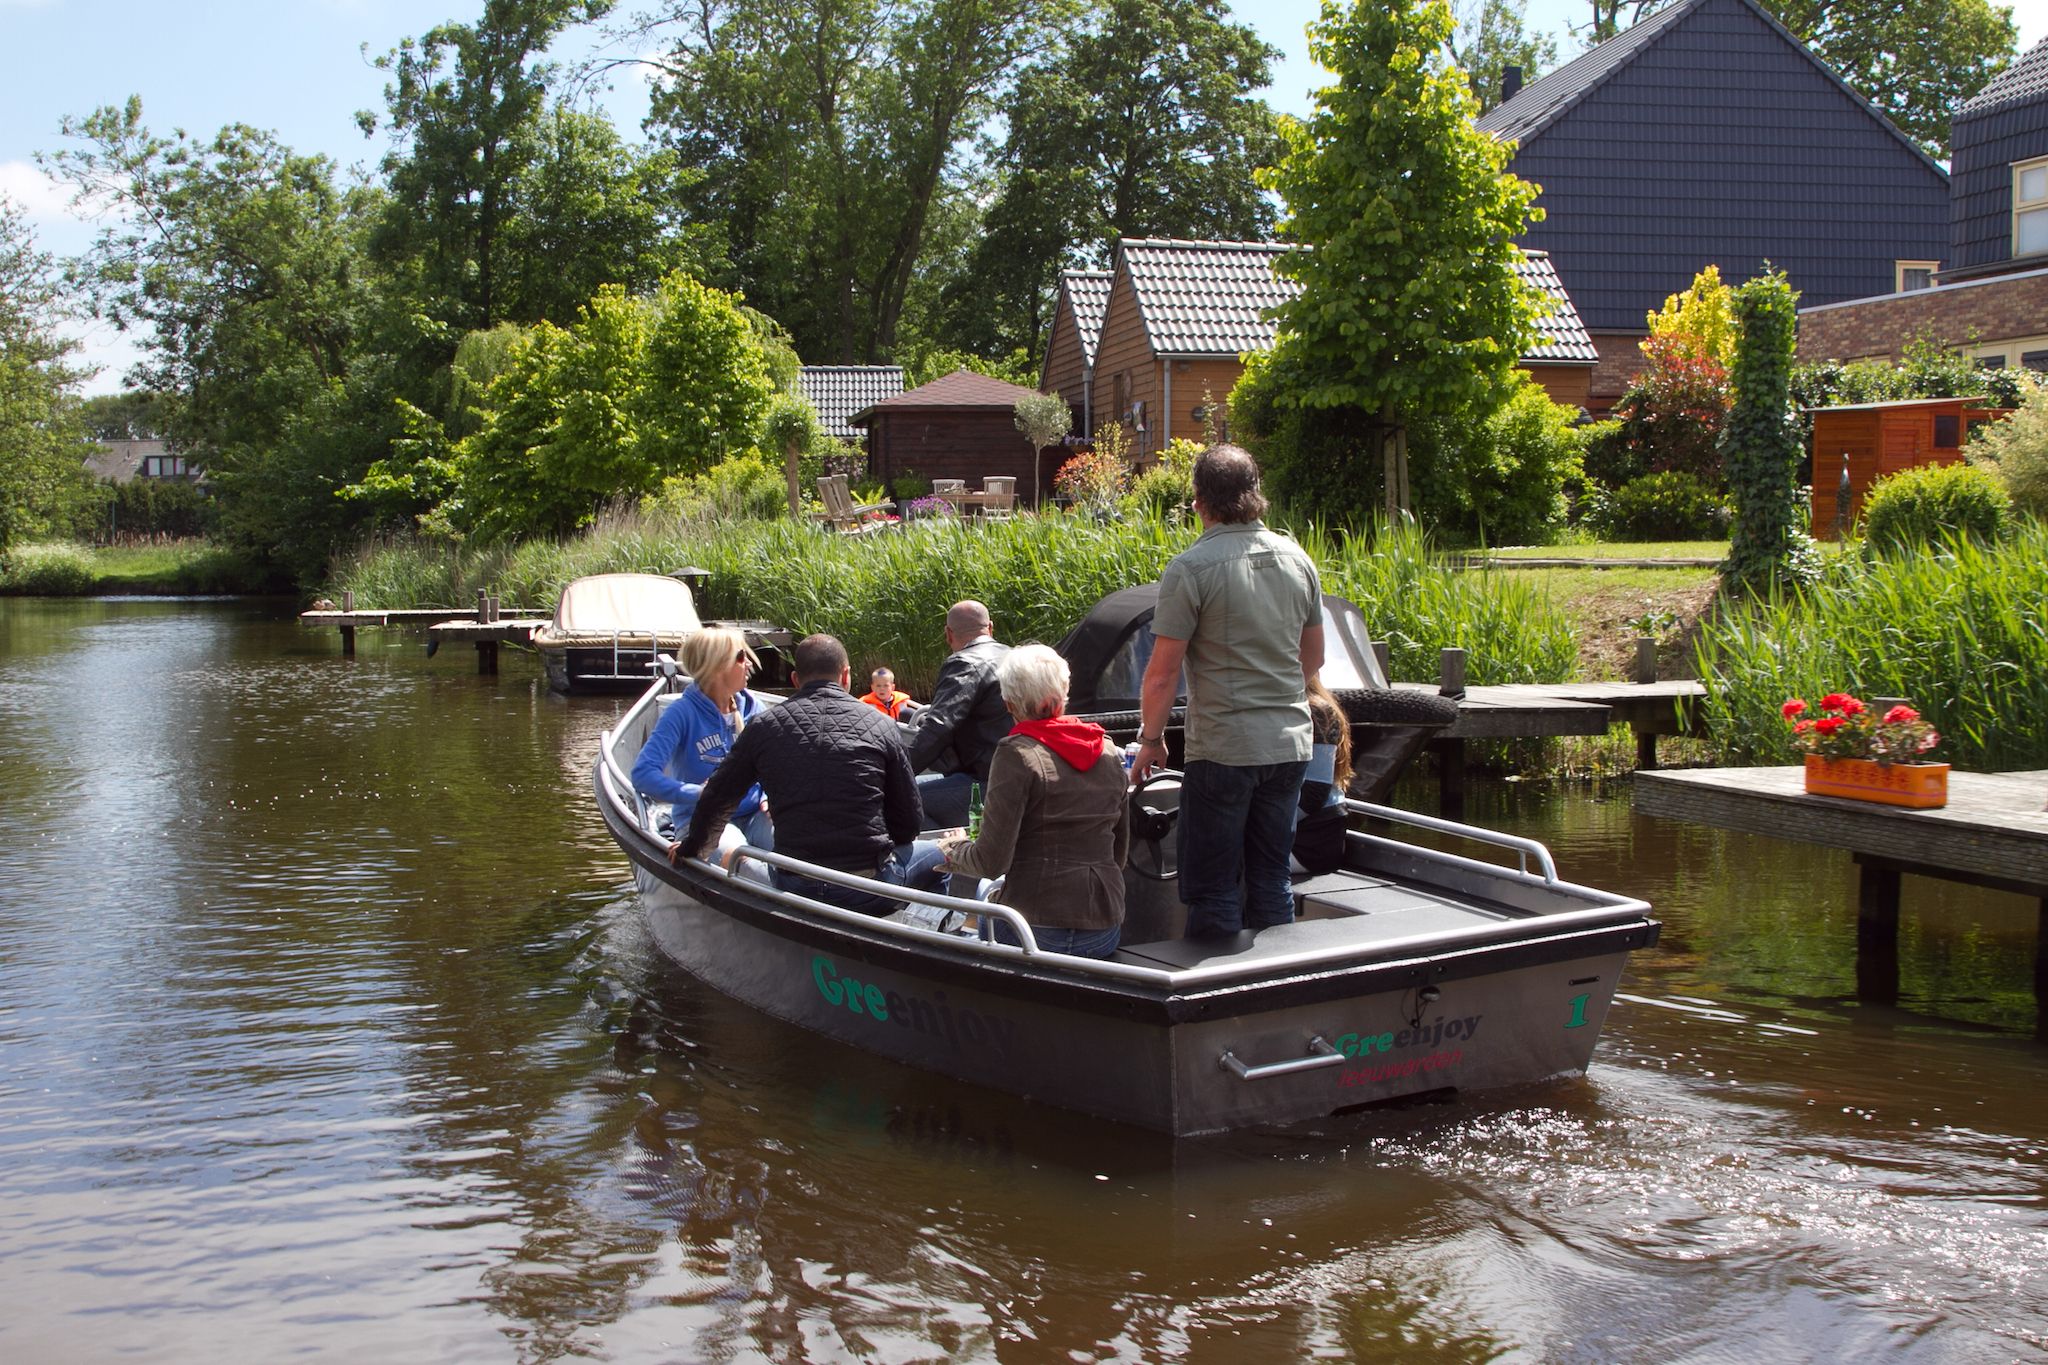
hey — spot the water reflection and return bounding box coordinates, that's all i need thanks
[0,599,2043,1361]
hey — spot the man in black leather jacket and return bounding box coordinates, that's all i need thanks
[907,600,1012,830]
[686,633,947,913]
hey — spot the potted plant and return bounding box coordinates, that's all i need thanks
[1782,693,1948,808]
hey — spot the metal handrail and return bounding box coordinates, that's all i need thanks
[1340,797,1559,884]
[721,846,1043,955]
[1220,1035,1344,1081]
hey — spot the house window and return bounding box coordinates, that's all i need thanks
[1933,415,1960,448]
[142,455,187,477]
[1895,261,1937,292]
[2023,349,2048,373]
[2017,157,2048,257]
[1977,354,2007,369]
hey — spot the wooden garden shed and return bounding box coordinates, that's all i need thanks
[850,369,1065,505]
[1807,396,2006,537]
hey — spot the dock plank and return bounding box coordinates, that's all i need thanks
[1634,766,2048,889]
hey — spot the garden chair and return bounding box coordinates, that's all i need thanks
[815,474,895,535]
[932,478,966,495]
[980,476,1017,522]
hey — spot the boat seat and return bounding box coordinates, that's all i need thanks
[1116,886,1513,969]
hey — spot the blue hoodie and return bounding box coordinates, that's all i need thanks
[631,684,766,825]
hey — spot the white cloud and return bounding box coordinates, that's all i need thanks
[0,159,72,219]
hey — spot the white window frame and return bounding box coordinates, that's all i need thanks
[2015,156,2048,258]
[1894,260,1938,293]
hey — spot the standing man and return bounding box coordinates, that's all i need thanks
[907,600,1011,829]
[685,633,947,914]
[1131,445,1324,938]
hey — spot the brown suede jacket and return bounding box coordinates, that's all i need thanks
[946,732,1130,931]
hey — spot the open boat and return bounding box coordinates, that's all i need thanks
[533,572,791,693]
[594,670,1659,1137]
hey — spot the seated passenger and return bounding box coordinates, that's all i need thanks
[632,626,773,859]
[859,667,917,720]
[940,644,1130,959]
[907,600,1011,829]
[685,633,948,914]
[1290,677,1354,875]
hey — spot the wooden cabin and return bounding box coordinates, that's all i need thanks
[1040,271,1111,441]
[850,369,1066,505]
[1807,396,2007,537]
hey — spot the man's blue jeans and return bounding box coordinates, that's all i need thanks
[1176,759,1308,937]
[773,840,949,915]
[915,771,975,830]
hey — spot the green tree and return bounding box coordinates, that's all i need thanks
[1240,0,1542,524]
[44,100,381,575]
[77,389,164,441]
[362,0,615,339]
[947,0,1287,358]
[1719,269,1818,595]
[1448,0,1557,112]
[0,197,96,554]
[643,0,1073,363]
[454,271,774,540]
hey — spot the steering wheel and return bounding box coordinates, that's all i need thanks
[1127,769,1182,883]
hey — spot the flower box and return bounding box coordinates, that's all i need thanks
[1802,754,1948,808]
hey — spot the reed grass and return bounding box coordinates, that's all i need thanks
[1695,523,2048,771]
[331,510,1583,695]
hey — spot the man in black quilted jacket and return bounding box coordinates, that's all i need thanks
[685,633,948,914]
[907,600,1011,829]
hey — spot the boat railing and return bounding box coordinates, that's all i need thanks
[719,846,1043,955]
[600,698,1647,991]
[1338,798,1560,884]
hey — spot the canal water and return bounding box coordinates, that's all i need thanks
[2,598,2043,1362]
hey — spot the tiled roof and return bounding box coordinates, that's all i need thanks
[797,366,904,440]
[1476,0,1697,146]
[1121,239,1298,355]
[1475,0,1937,174]
[850,368,1044,425]
[1060,270,1112,367]
[1513,253,1598,362]
[1958,35,2048,118]
[1116,238,1592,364]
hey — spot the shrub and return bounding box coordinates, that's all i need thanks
[1,542,96,595]
[1591,334,1731,489]
[1587,470,1728,541]
[1860,461,2011,554]
[1124,436,1198,518]
[1408,375,1584,546]
[890,469,932,500]
[1970,382,2048,521]
[643,452,787,524]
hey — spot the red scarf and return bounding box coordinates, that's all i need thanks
[1011,715,1112,770]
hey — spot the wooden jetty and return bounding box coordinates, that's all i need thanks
[1634,765,2048,1033]
[299,601,793,678]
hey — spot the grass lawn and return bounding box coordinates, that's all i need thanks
[1485,540,1728,560]
[0,540,277,595]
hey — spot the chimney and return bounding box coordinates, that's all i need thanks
[1501,65,1524,103]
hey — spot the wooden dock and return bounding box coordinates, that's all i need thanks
[300,607,794,676]
[1634,765,2048,1031]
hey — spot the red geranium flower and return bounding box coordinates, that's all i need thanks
[1882,705,1919,724]
[1781,699,1808,718]
[1819,692,1855,710]
[1813,716,1846,735]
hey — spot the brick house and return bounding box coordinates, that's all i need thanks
[1474,0,1949,409]
[1798,36,2048,371]
[1041,238,1595,456]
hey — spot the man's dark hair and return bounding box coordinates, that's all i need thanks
[1193,444,1268,523]
[792,633,849,683]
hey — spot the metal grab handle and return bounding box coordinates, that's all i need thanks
[1339,797,1559,884]
[1219,1035,1344,1082]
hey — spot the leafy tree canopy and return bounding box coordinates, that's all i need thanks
[0,196,97,555]
[1448,0,1558,113]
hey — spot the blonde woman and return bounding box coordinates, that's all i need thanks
[632,626,773,854]
[1291,676,1355,875]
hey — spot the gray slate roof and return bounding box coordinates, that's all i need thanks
[797,366,904,440]
[1958,34,2048,118]
[1115,238,1594,364]
[1059,270,1112,367]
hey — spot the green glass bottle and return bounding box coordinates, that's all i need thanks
[966,782,983,838]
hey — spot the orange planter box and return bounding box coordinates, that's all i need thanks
[1802,754,1949,808]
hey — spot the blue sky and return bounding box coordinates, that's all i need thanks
[4,0,2039,392]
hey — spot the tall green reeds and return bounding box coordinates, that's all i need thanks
[330,510,1581,694]
[1696,523,2048,770]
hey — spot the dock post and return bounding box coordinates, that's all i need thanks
[2037,897,2047,1042]
[477,640,499,675]
[476,589,488,623]
[1633,641,1661,769]
[1438,648,1467,698]
[1853,856,1902,1005]
[339,590,356,656]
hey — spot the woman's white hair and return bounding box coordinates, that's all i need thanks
[681,625,756,686]
[997,643,1070,721]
